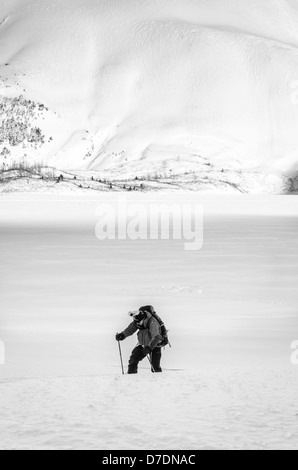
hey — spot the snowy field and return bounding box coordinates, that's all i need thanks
[0,194,298,450]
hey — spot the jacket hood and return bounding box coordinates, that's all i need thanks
[135,312,152,329]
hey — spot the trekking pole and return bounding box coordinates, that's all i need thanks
[146,354,156,373]
[117,337,125,375]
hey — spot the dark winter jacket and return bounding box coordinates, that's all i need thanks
[123,313,162,349]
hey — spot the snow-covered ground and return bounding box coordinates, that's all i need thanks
[1,369,298,450]
[0,194,298,450]
[1,0,298,183]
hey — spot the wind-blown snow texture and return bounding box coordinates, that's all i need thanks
[1,0,298,180]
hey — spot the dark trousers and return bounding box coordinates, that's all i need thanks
[128,345,162,374]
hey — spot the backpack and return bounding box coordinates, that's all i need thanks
[139,305,170,348]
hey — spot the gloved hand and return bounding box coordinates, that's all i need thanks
[143,346,151,356]
[116,332,125,341]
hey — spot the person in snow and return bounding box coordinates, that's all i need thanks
[115,307,163,374]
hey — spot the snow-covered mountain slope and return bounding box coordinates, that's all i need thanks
[1,0,298,181]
